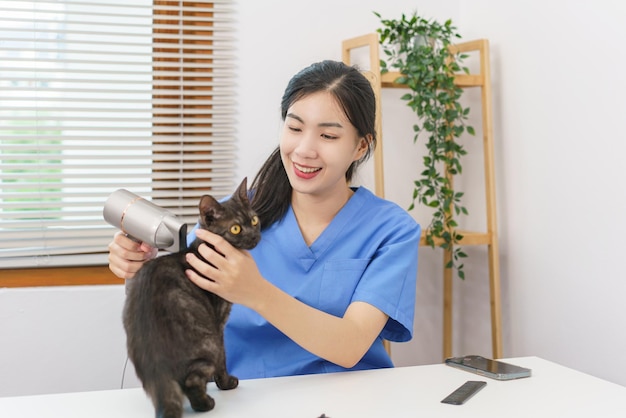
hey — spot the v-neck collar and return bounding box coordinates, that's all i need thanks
[282,187,368,272]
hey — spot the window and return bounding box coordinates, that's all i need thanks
[0,0,236,271]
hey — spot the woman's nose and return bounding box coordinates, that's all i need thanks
[294,132,317,159]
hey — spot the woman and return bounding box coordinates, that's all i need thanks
[109,60,421,379]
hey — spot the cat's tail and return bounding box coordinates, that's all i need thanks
[145,379,184,418]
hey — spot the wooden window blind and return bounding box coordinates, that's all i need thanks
[0,0,235,285]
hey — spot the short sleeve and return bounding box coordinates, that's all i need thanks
[351,210,421,342]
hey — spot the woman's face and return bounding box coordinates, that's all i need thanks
[280,91,367,201]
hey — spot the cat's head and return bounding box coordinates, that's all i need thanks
[198,177,261,250]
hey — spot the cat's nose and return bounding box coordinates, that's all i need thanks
[240,235,261,250]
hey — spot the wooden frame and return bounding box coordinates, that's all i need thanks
[0,266,122,288]
[342,34,502,359]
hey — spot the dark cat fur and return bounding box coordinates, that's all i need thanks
[123,177,261,418]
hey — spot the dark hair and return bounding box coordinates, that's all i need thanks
[250,60,377,229]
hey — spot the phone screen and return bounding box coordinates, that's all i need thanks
[445,355,531,380]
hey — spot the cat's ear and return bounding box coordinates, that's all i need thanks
[234,177,249,203]
[199,195,224,223]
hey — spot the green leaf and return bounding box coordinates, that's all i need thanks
[375,10,471,280]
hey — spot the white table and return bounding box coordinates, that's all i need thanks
[1,357,625,417]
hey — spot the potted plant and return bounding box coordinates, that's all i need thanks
[374,11,474,279]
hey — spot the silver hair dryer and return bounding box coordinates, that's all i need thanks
[103,189,187,252]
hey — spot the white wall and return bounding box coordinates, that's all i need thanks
[456,0,626,386]
[2,0,626,397]
[0,285,139,396]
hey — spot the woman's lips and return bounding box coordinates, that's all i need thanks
[293,162,321,179]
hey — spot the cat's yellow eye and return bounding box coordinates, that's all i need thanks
[230,224,242,235]
[251,215,259,226]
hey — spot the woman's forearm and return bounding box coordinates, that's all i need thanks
[249,279,388,368]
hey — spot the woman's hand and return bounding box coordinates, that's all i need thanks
[185,229,265,307]
[185,230,388,369]
[108,231,158,280]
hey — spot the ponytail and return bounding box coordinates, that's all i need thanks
[250,147,291,229]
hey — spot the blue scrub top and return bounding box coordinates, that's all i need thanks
[187,186,421,380]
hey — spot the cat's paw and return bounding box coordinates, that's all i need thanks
[189,394,215,412]
[214,374,239,390]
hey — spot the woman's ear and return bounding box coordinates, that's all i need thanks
[354,134,372,162]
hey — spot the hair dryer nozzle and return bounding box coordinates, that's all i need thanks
[103,189,187,252]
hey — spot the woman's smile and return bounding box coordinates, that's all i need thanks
[293,162,322,179]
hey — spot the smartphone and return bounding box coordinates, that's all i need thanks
[445,355,531,380]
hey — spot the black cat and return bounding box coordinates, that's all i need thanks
[123,177,261,418]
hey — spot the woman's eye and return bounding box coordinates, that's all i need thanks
[251,215,259,226]
[230,224,242,235]
[321,133,338,140]
[288,125,301,132]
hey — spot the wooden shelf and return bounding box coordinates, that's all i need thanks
[381,72,484,88]
[419,230,493,247]
[343,34,503,360]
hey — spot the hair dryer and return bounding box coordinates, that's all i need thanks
[103,189,187,252]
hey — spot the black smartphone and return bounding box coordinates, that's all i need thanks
[445,355,531,381]
[441,380,487,405]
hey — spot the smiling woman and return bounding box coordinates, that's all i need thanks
[279,91,370,245]
[0,0,236,283]
[108,59,421,379]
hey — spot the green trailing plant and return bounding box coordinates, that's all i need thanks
[375,11,475,279]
